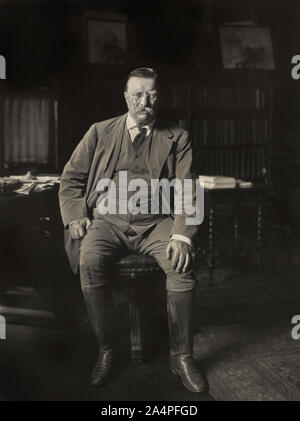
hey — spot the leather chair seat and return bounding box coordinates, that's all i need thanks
[116,254,162,278]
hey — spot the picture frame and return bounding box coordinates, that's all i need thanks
[84,11,127,64]
[219,26,275,70]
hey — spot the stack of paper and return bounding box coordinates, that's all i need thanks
[199,175,237,189]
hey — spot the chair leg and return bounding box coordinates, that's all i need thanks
[128,299,143,364]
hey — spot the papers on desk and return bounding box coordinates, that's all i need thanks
[13,182,56,195]
[236,179,253,189]
[199,175,253,189]
[199,175,236,189]
[8,174,60,195]
[9,175,60,184]
[13,183,37,195]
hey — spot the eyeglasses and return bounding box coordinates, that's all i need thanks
[130,91,158,102]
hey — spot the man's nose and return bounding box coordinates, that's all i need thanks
[140,94,150,107]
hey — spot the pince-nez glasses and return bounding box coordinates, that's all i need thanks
[131,91,158,102]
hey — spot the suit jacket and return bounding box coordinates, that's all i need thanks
[59,113,199,273]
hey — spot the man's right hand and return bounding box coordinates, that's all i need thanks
[69,217,92,240]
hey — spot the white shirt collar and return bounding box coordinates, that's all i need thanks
[126,113,155,141]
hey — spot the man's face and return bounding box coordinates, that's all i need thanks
[124,77,159,126]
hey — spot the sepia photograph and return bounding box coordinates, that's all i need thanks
[219,26,275,69]
[85,11,127,64]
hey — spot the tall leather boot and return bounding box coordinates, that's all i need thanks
[82,284,115,387]
[167,290,207,393]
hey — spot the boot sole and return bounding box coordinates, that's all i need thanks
[90,375,112,387]
[91,380,108,387]
[90,369,113,387]
[170,366,208,394]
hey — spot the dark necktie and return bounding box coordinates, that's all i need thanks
[132,127,147,152]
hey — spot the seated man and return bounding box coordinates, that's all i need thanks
[59,67,206,393]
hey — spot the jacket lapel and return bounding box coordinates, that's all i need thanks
[87,114,126,208]
[102,113,127,178]
[150,122,176,179]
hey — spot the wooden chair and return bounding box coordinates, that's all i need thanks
[113,254,165,364]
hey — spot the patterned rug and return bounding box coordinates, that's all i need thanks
[193,321,300,401]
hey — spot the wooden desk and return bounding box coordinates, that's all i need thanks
[196,184,269,283]
[0,187,85,327]
[0,188,58,229]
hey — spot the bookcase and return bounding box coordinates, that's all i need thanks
[163,77,274,181]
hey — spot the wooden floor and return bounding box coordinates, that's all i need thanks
[0,237,299,401]
[0,321,213,401]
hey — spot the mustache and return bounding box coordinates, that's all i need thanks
[137,107,154,113]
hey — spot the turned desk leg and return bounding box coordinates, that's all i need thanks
[256,204,263,274]
[234,200,239,245]
[208,206,215,284]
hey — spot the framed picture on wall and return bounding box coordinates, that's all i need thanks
[220,26,275,70]
[84,11,127,64]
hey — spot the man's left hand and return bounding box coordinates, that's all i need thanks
[166,239,193,273]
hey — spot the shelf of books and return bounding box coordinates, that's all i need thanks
[164,81,192,130]
[166,82,273,181]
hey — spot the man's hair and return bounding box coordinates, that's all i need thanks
[125,67,160,91]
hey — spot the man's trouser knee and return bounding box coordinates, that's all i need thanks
[80,251,113,291]
[139,218,196,292]
[79,219,125,291]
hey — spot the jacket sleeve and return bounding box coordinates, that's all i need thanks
[59,124,98,227]
[171,129,202,245]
